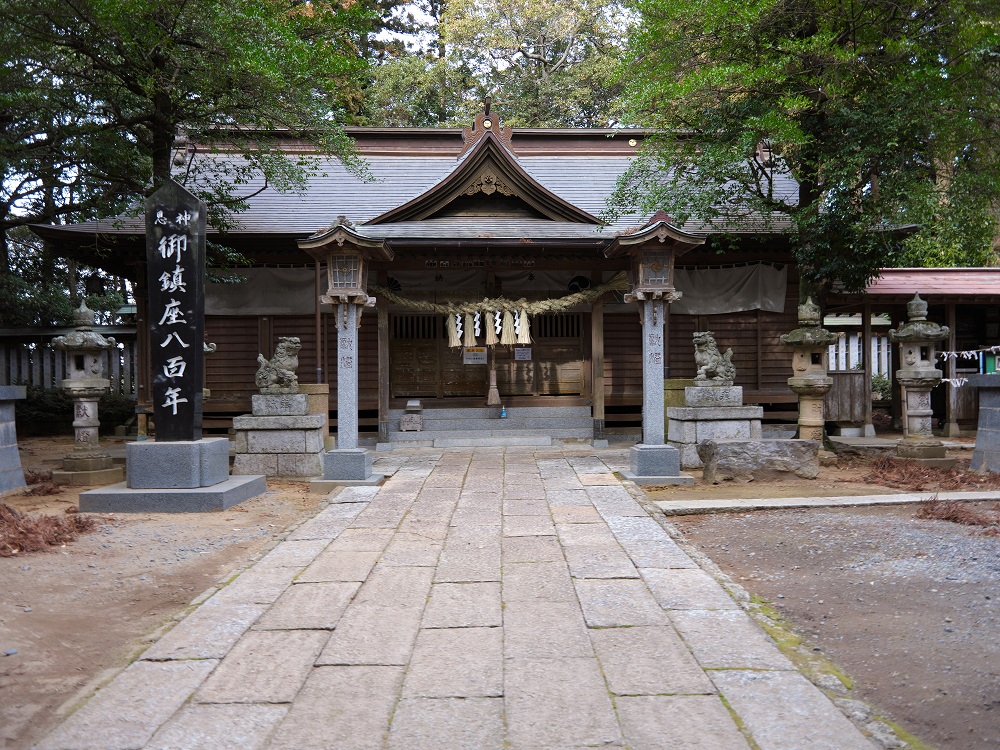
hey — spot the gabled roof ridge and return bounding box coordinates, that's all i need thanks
[365,130,601,226]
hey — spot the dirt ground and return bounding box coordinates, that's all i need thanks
[2,437,998,750]
[0,437,324,750]
[646,445,999,750]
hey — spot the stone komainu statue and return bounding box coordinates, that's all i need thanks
[692,331,736,383]
[255,337,302,394]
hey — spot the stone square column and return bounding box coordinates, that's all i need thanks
[320,302,383,485]
[623,296,692,486]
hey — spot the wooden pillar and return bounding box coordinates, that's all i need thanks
[862,299,874,436]
[944,302,960,436]
[314,260,324,384]
[890,307,903,430]
[591,272,605,439]
[377,271,390,443]
[134,266,151,437]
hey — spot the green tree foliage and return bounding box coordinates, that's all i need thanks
[2,0,371,292]
[611,0,1000,292]
[442,0,628,126]
[354,0,629,128]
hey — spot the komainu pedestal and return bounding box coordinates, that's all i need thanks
[232,394,325,478]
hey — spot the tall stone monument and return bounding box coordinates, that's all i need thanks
[0,385,27,496]
[81,180,265,511]
[889,293,953,467]
[50,302,124,485]
[968,373,1000,473]
[780,297,838,442]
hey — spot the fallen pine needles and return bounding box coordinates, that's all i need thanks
[0,502,97,557]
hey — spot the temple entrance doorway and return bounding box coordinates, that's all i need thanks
[389,312,586,401]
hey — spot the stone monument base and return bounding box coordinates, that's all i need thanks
[620,444,694,486]
[668,385,763,469]
[232,394,325,478]
[81,476,266,513]
[80,437,265,512]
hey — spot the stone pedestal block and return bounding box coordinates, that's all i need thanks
[698,439,819,483]
[969,374,1000,474]
[80,475,266,513]
[310,448,385,489]
[896,439,955,468]
[233,396,324,478]
[251,394,308,416]
[684,385,743,408]
[52,465,124,487]
[298,384,331,438]
[667,405,763,469]
[0,386,27,497]
[323,448,371,480]
[126,438,230,489]
[620,444,694,486]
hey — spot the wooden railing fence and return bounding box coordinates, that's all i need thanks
[0,333,138,398]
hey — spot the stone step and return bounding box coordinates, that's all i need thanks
[388,406,592,420]
[387,427,593,442]
[392,416,593,432]
[434,436,553,447]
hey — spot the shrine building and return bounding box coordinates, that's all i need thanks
[34,106,806,443]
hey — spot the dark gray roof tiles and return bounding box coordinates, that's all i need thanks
[36,147,799,242]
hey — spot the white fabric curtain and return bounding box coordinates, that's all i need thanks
[671,263,787,315]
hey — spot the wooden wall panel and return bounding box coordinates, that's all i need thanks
[604,312,642,401]
[826,371,867,422]
[205,316,258,408]
[272,316,319,385]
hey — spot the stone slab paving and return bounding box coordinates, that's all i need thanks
[37,445,878,750]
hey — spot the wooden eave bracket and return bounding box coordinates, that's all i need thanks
[298,224,393,262]
[604,220,706,258]
[365,131,601,226]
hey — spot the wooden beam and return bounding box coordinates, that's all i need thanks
[377,271,390,443]
[591,270,605,439]
[862,299,874,435]
[944,302,960,436]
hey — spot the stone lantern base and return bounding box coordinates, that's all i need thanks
[896,438,955,469]
[52,455,123,487]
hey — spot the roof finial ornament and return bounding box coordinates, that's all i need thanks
[460,96,514,156]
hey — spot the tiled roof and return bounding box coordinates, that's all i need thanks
[34,130,800,244]
[864,268,1000,297]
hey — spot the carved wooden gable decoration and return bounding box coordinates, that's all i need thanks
[366,120,600,226]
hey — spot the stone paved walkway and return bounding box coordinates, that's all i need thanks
[37,447,877,750]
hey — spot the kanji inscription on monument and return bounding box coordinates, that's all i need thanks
[146,180,206,441]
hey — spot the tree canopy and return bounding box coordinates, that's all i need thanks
[2,0,371,293]
[610,0,1000,293]
[355,0,628,127]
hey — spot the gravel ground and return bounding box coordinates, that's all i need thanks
[672,505,1000,750]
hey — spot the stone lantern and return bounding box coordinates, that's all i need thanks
[780,297,838,442]
[605,217,704,484]
[50,302,124,485]
[889,294,952,466]
[299,222,392,484]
